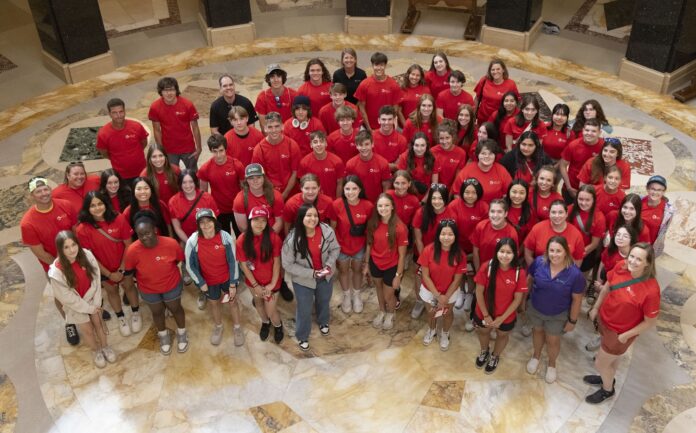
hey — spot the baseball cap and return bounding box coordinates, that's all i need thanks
[28,177,49,193]
[647,175,667,189]
[245,163,265,178]
[265,64,285,76]
[248,206,270,220]
[195,208,216,222]
[293,95,311,108]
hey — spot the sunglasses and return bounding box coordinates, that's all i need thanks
[274,95,282,108]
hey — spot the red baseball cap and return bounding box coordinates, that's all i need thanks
[248,206,270,220]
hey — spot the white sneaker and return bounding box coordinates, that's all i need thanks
[102,346,117,363]
[423,327,436,346]
[118,316,131,337]
[411,300,425,319]
[130,311,142,333]
[352,289,364,313]
[210,324,223,346]
[462,293,474,311]
[439,331,450,351]
[526,357,540,375]
[94,351,106,368]
[464,321,475,332]
[341,291,352,314]
[382,312,394,330]
[454,290,466,309]
[372,311,385,329]
[521,324,532,337]
[545,366,557,384]
[585,335,601,351]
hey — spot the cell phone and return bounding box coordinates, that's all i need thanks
[221,293,230,304]
[316,267,330,278]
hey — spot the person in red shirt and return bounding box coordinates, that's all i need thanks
[283,173,334,233]
[449,177,490,258]
[355,52,401,131]
[504,179,535,244]
[345,130,391,202]
[473,238,526,374]
[52,161,101,215]
[567,185,606,274]
[365,194,408,330]
[372,105,408,170]
[452,140,511,203]
[318,83,363,134]
[283,95,326,156]
[524,200,585,266]
[578,138,631,191]
[503,94,547,151]
[398,64,431,127]
[237,206,284,343]
[641,175,674,253]
[123,214,188,355]
[169,170,219,243]
[473,58,520,125]
[122,177,172,237]
[327,105,360,163]
[470,199,519,271]
[488,91,520,150]
[595,165,625,216]
[223,106,264,167]
[298,131,345,200]
[570,99,613,140]
[468,122,499,162]
[148,77,201,170]
[97,98,148,183]
[255,64,298,129]
[331,176,374,315]
[297,58,332,116]
[387,170,421,226]
[542,104,571,161]
[76,191,136,337]
[197,134,245,235]
[560,119,604,200]
[425,52,452,99]
[403,94,441,145]
[396,132,436,198]
[528,165,563,222]
[594,225,636,295]
[141,144,180,205]
[419,219,467,350]
[99,169,131,213]
[431,121,467,190]
[436,70,474,121]
[252,112,301,199]
[606,193,652,243]
[586,243,660,404]
[500,131,553,186]
[456,104,477,150]
[233,163,285,234]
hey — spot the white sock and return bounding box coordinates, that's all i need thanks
[177,327,186,335]
[157,330,168,337]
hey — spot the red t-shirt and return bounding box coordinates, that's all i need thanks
[605,210,652,243]
[399,85,431,120]
[528,190,563,222]
[317,102,363,134]
[436,89,474,120]
[283,117,326,156]
[448,198,489,253]
[474,261,527,323]
[345,154,391,202]
[473,77,520,124]
[567,206,607,247]
[641,197,667,244]
[232,189,284,228]
[140,164,181,205]
[236,231,282,289]
[110,194,123,214]
[223,126,264,167]
[331,198,374,255]
[251,136,301,192]
[431,145,467,190]
[386,190,420,226]
[197,232,230,285]
[122,200,172,229]
[282,193,334,224]
[561,137,604,189]
[595,185,625,217]
[402,117,441,145]
[396,152,434,197]
[297,81,332,116]
[502,118,548,145]
[601,262,660,334]
[255,87,298,122]
[21,199,77,270]
[600,249,625,273]
[577,159,631,190]
[370,220,408,270]
[148,97,199,154]
[413,207,456,247]
[197,156,245,214]
[507,205,535,243]
[298,152,345,200]
[524,221,585,261]
[124,236,184,294]
[470,219,519,265]
[168,191,219,237]
[418,243,467,294]
[96,119,148,179]
[75,215,132,272]
[488,111,518,150]
[56,260,92,298]
[327,128,359,163]
[542,124,570,161]
[52,175,101,215]
[452,162,512,203]
[307,229,324,270]
[372,129,408,164]
[425,70,450,99]
[354,75,401,130]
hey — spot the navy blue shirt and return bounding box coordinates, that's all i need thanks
[528,256,585,315]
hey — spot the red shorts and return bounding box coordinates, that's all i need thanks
[599,319,636,355]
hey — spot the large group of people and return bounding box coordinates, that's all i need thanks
[20,50,673,405]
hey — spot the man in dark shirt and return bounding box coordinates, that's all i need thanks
[209,74,258,136]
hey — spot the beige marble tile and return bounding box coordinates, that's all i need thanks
[421,380,466,412]
[0,372,18,433]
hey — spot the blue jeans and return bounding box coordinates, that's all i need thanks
[294,278,333,341]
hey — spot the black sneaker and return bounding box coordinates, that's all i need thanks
[585,387,615,404]
[279,281,294,302]
[101,309,111,321]
[273,323,284,344]
[475,349,490,369]
[65,324,80,346]
[122,292,130,306]
[259,321,271,341]
[319,324,330,336]
[583,375,615,387]
[298,340,310,351]
[484,355,500,374]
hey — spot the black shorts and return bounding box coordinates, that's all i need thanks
[472,312,516,332]
[580,247,601,273]
[369,257,398,287]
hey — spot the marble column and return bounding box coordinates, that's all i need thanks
[481,0,544,51]
[619,0,696,94]
[345,0,393,35]
[26,0,115,83]
[198,0,256,47]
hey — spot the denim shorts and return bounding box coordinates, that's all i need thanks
[139,279,183,304]
[338,248,365,262]
[205,280,230,301]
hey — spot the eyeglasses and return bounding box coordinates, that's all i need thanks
[274,95,282,108]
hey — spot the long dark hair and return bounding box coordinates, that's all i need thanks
[55,230,97,289]
[572,99,609,134]
[614,193,643,234]
[568,184,597,234]
[292,203,319,260]
[459,177,483,203]
[551,103,570,132]
[433,220,462,266]
[243,214,273,262]
[420,183,449,232]
[504,179,531,230]
[145,144,179,195]
[79,191,118,226]
[342,175,367,200]
[514,94,540,129]
[511,131,545,177]
[607,224,637,256]
[410,94,438,131]
[531,165,558,216]
[456,104,476,147]
[590,138,623,184]
[406,132,435,173]
[99,168,130,212]
[367,193,398,249]
[129,177,169,236]
[486,237,520,315]
[494,91,519,130]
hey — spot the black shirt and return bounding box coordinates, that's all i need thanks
[332,67,367,104]
[209,94,258,135]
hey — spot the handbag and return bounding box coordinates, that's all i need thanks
[343,198,366,237]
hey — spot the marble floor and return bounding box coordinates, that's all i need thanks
[0,33,695,433]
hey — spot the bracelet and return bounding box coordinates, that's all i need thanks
[568,317,577,324]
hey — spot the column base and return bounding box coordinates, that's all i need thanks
[345,15,392,34]
[197,13,256,47]
[41,50,116,84]
[619,57,696,95]
[480,17,543,51]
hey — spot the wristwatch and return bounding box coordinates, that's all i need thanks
[395,272,402,278]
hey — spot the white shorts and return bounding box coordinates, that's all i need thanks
[419,285,461,305]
